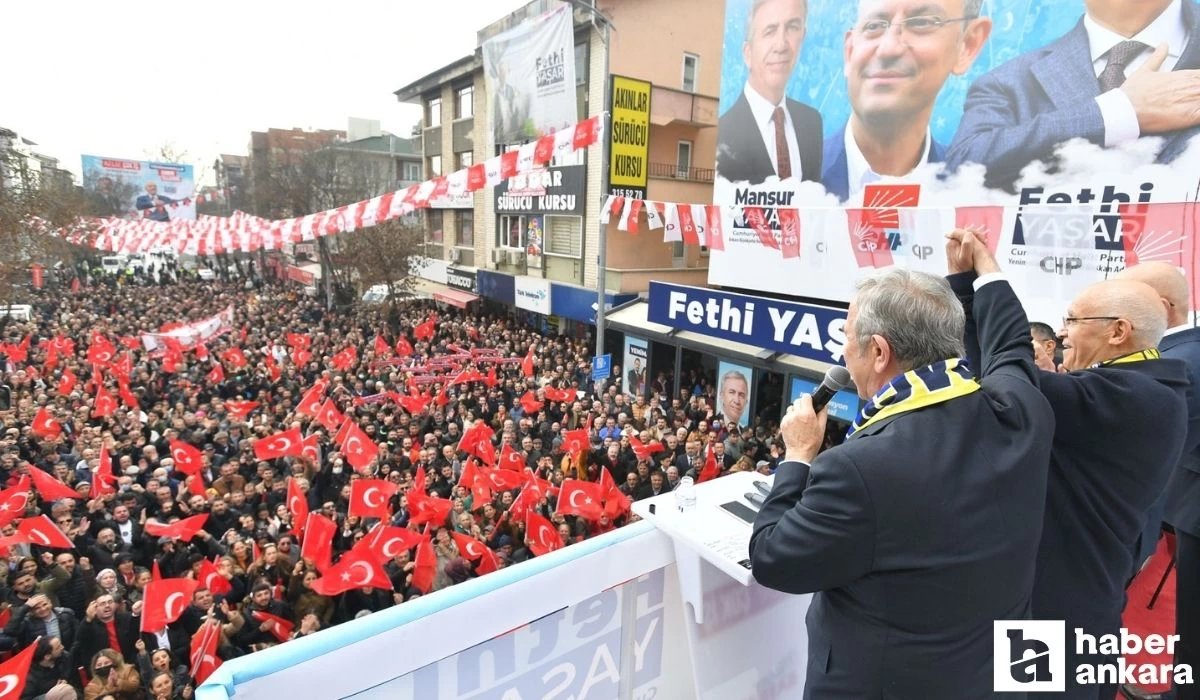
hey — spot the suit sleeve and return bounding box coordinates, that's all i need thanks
[948,272,983,373]
[749,451,875,594]
[945,72,1104,185]
[971,278,1040,387]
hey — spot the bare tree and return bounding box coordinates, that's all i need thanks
[338,220,426,306]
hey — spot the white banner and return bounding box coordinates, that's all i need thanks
[482,4,577,146]
[141,306,235,352]
[515,277,551,315]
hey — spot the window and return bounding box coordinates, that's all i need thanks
[428,155,442,177]
[575,43,588,86]
[671,241,686,265]
[456,151,473,169]
[428,211,443,244]
[682,53,699,93]
[676,141,693,179]
[427,97,442,128]
[458,210,474,247]
[498,215,525,249]
[402,161,421,182]
[545,216,582,257]
[456,87,473,119]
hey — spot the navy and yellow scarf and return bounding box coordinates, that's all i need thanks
[1093,348,1160,368]
[847,358,980,439]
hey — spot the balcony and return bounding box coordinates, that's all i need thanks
[650,85,719,128]
[647,162,714,184]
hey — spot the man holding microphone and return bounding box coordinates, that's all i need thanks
[751,230,1054,698]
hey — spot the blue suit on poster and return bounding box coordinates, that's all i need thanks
[135,193,176,222]
[946,0,1200,191]
[820,122,947,202]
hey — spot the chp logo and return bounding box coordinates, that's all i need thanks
[994,620,1066,692]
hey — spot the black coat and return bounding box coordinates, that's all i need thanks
[4,605,79,651]
[1162,327,1200,537]
[74,611,140,668]
[751,278,1055,699]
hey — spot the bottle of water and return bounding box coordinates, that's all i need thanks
[676,476,697,513]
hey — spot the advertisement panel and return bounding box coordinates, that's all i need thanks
[710,0,1200,311]
[717,360,753,428]
[482,4,577,146]
[495,166,585,215]
[609,75,652,200]
[790,376,861,424]
[514,276,551,314]
[81,155,196,220]
[445,266,478,294]
[622,335,650,398]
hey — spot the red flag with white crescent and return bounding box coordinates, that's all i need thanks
[525,511,564,556]
[0,638,37,700]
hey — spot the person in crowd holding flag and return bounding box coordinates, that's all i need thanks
[750,229,1055,698]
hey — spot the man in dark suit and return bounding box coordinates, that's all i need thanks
[751,231,1054,698]
[822,0,991,201]
[135,182,175,223]
[1117,262,1200,700]
[74,593,140,668]
[952,244,1190,699]
[947,0,1200,191]
[716,0,823,185]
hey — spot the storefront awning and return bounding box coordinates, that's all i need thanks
[432,288,480,308]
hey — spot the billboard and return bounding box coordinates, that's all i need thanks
[717,360,753,428]
[710,0,1200,311]
[622,335,649,397]
[609,75,652,199]
[81,155,196,220]
[482,4,578,146]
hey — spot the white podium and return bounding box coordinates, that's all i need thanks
[632,472,813,698]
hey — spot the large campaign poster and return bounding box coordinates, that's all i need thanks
[482,4,577,147]
[622,335,649,397]
[710,0,1200,321]
[717,360,753,428]
[81,155,196,221]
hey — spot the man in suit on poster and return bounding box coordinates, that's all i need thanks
[135,182,175,223]
[822,0,992,201]
[716,0,823,185]
[946,0,1200,190]
[751,231,1054,698]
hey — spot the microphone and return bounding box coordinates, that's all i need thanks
[810,366,853,414]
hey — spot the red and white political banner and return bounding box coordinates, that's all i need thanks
[141,307,234,352]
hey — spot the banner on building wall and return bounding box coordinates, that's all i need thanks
[609,75,652,200]
[81,155,196,221]
[709,0,1200,305]
[482,4,577,146]
[515,276,551,315]
[622,335,649,398]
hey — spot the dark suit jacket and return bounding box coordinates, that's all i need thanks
[74,611,140,668]
[4,605,79,651]
[821,122,947,202]
[1162,327,1200,537]
[751,279,1054,699]
[946,0,1200,190]
[716,92,822,185]
[135,194,176,222]
[951,274,1190,632]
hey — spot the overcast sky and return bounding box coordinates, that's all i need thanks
[4,0,531,184]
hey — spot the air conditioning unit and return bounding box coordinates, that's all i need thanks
[491,249,506,265]
[507,250,525,265]
[449,248,462,263]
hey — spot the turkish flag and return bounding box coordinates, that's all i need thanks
[451,531,491,562]
[0,638,37,700]
[348,479,397,520]
[341,423,379,472]
[197,558,232,596]
[458,421,494,457]
[478,466,524,492]
[110,353,133,381]
[286,332,311,349]
[316,398,345,432]
[255,427,306,461]
[525,511,563,556]
[629,435,664,462]
[224,400,259,419]
[141,577,198,632]
[0,477,31,528]
[252,610,295,643]
[698,446,721,483]
[287,478,309,537]
[144,514,209,542]
[169,440,204,476]
[395,336,414,357]
[556,479,604,521]
[521,347,535,378]
[518,391,543,415]
[292,348,312,366]
[56,368,77,396]
[361,524,423,564]
[92,386,117,418]
[93,446,117,497]
[544,386,577,403]
[205,364,225,385]
[413,315,436,341]
[373,335,391,357]
[397,394,429,415]
[407,493,452,528]
[411,535,437,593]
[456,462,477,489]
[560,428,589,458]
[300,513,337,572]
[117,380,138,411]
[476,544,500,576]
[483,366,498,388]
[310,551,392,596]
[27,468,79,502]
[87,337,115,366]
[496,444,526,472]
[194,344,209,361]
[300,432,321,464]
[296,384,326,417]
[16,514,74,549]
[330,346,357,372]
[31,408,61,439]
[190,620,223,685]
[222,348,247,369]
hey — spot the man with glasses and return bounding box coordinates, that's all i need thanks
[950,234,1190,699]
[822,0,991,200]
[716,0,823,185]
[948,0,1200,190]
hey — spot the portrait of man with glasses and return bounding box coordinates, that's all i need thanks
[821,0,992,201]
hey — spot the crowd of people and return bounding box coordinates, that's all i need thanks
[0,267,785,699]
